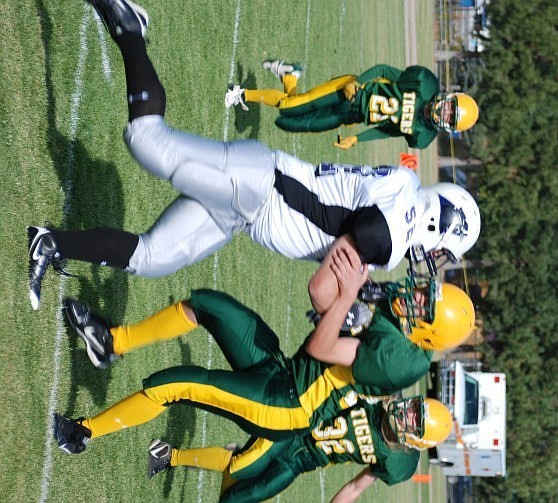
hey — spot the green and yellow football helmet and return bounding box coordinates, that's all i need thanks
[388,396,453,450]
[389,276,476,351]
[431,92,479,133]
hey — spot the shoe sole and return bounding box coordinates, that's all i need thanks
[27,226,50,311]
[118,0,149,31]
[148,439,172,478]
[262,59,302,79]
[64,300,109,368]
[90,0,149,38]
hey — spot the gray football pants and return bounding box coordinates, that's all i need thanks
[123,115,276,277]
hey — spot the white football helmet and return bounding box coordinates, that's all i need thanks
[410,183,481,270]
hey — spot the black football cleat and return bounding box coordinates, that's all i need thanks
[88,0,149,39]
[147,439,172,479]
[53,413,92,454]
[63,298,117,369]
[27,226,60,310]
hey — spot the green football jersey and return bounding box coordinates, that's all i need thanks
[304,399,420,485]
[290,307,432,430]
[354,64,440,148]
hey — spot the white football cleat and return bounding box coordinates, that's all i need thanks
[225,85,248,111]
[262,59,303,80]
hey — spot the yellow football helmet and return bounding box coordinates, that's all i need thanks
[387,396,452,450]
[391,279,476,351]
[431,92,479,133]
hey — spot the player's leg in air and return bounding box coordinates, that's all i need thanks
[27,0,276,309]
[225,59,303,109]
[225,59,356,129]
[61,288,283,371]
[147,436,301,503]
[53,291,310,453]
[27,0,161,310]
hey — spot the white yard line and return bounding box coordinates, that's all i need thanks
[222,0,243,143]
[404,0,419,160]
[38,7,93,502]
[275,2,313,500]
[405,0,418,67]
[196,1,243,501]
[404,4,425,502]
[92,11,113,82]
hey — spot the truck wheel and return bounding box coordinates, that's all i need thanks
[429,458,454,468]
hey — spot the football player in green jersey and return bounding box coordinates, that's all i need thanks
[146,395,452,502]
[53,246,473,458]
[225,60,479,150]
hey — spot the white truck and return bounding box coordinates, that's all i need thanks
[429,359,506,477]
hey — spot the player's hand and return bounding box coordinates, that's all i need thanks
[343,82,358,101]
[330,247,369,300]
[334,135,358,150]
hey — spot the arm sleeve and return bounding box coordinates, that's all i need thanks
[355,125,402,143]
[347,206,392,266]
[399,66,439,95]
[405,128,437,149]
[370,449,420,485]
[351,316,432,394]
[357,64,403,84]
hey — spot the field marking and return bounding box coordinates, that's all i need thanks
[279,4,313,502]
[38,8,91,503]
[91,11,113,82]
[405,0,418,66]
[222,0,243,143]
[405,5,425,503]
[303,0,312,76]
[404,0,419,160]
[320,469,326,502]
[195,1,243,500]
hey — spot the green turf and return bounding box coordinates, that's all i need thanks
[0,1,442,501]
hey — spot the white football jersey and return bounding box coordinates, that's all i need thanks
[248,151,421,270]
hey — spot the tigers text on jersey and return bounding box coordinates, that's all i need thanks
[355,65,440,148]
[305,400,419,485]
[248,151,421,271]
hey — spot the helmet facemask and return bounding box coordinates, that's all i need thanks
[387,396,425,447]
[388,275,438,335]
[431,94,458,132]
[431,93,479,133]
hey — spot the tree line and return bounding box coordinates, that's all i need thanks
[466,0,558,501]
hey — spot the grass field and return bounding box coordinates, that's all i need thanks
[0,1,444,501]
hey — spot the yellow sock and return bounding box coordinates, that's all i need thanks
[111,301,197,355]
[244,89,288,107]
[82,391,167,438]
[282,74,298,95]
[171,446,232,471]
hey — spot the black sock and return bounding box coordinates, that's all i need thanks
[50,228,139,269]
[115,32,166,120]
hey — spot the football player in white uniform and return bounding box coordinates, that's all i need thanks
[27,0,481,311]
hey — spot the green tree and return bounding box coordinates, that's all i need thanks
[469,0,558,501]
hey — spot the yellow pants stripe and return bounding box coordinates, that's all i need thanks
[278,75,357,110]
[298,365,356,415]
[228,437,275,475]
[144,381,310,432]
